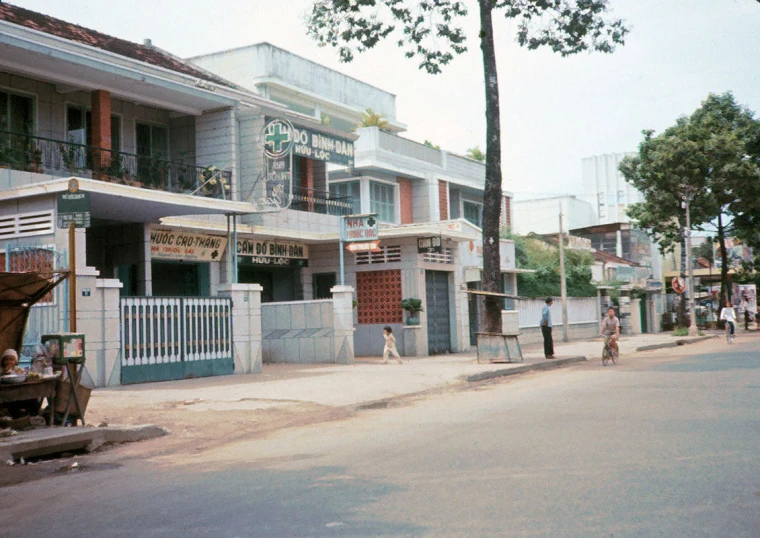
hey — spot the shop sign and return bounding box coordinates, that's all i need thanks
[267,117,354,166]
[237,238,309,264]
[150,230,227,261]
[239,256,308,267]
[57,180,90,228]
[346,241,381,253]
[417,236,442,254]
[342,214,379,242]
[645,279,663,291]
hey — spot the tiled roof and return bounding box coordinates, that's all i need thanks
[591,249,636,266]
[0,2,234,88]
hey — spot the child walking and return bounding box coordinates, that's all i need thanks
[382,326,403,364]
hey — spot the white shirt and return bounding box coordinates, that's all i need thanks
[720,307,737,323]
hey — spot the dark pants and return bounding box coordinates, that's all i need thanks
[541,325,554,357]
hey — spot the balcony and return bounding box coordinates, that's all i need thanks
[0,130,231,199]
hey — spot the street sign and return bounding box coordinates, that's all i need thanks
[346,241,381,253]
[417,236,442,254]
[57,180,90,228]
[342,214,379,242]
[672,276,686,294]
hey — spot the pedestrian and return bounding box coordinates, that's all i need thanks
[541,298,555,359]
[382,326,403,364]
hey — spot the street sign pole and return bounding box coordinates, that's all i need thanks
[339,215,345,286]
[68,222,76,333]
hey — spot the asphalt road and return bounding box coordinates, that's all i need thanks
[1,335,758,538]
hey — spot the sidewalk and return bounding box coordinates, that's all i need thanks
[1,332,712,463]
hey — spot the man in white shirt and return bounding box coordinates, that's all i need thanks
[720,301,737,336]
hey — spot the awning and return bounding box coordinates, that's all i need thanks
[0,271,69,354]
[0,178,259,223]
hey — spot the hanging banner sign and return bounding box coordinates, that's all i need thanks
[346,241,381,253]
[237,238,309,264]
[342,214,379,242]
[417,236,443,254]
[150,230,227,261]
[266,117,354,166]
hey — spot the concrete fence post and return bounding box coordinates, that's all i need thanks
[76,276,122,388]
[331,285,355,364]
[218,283,263,375]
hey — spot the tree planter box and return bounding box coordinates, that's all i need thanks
[476,332,523,364]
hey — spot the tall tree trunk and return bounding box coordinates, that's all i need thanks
[678,229,688,327]
[717,213,730,307]
[478,0,503,333]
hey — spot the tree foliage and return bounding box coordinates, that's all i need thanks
[358,108,390,131]
[308,0,628,331]
[466,145,486,161]
[620,92,760,307]
[423,139,441,149]
[512,235,597,298]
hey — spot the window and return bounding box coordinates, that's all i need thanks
[463,201,483,228]
[136,122,169,184]
[370,181,396,223]
[329,181,361,214]
[66,106,122,150]
[0,91,34,135]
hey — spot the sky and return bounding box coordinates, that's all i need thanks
[11,0,760,200]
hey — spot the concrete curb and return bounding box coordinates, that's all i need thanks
[636,335,715,352]
[1,424,168,463]
[465,356,587,383]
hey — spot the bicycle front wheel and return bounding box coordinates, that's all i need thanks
[602,347,609,366]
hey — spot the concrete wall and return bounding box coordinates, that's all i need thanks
[195,107,237,196]
[260,299,337,364]
[512,196,597,236]
[517,322,599,346]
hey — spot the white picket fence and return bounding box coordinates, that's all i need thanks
[121,297,232,366]
[517,297,598,328]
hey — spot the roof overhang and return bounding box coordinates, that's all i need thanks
[0,22,237,115]
[0,177,257,223]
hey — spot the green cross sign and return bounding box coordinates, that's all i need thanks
[265,122,291,154]
[367,217,376,228]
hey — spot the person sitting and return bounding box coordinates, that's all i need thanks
[1,349,41,419]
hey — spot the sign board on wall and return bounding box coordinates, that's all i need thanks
[342,214,379,242]
[150,230,228,261]
[346,241,381,253]
[237,238,309,267]
[417,236,442,254]
[265,117,354,166]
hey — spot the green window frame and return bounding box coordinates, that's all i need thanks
[463,201,483,228]
[370,180,396,223]
[329,180,361,214]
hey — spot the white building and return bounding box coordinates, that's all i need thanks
[512,195,596,236]
[582,152,643,224]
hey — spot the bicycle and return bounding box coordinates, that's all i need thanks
[725,321,735,344]
[602,334,618,366]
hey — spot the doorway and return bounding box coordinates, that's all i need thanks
[426,270,452,355]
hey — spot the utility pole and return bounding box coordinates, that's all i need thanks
[684,195,699,336]
[559,202,569,342]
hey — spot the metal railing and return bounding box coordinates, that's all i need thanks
[289,186,353,216]
[0,130,231,199]
[120,296,232,366]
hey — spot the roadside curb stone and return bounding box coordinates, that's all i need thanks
[465,356,587,382]
[636,335,715,352]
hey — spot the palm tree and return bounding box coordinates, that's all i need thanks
[466,146,486,162]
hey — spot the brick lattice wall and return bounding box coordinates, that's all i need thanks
[356,270,403,324]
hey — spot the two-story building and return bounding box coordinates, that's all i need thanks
[0,4,515,385]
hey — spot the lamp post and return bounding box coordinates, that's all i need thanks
[683,194,699,336]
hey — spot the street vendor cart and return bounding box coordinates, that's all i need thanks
[0,271,69,427]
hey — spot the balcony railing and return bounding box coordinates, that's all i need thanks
[289,186,353,216]
[0,130,231,199]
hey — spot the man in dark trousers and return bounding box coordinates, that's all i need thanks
[541,297,555,359]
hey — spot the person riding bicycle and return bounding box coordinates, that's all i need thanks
[600,307,620,356]
[720,301,737,336]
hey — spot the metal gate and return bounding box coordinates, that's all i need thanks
[120,296,233,384]
[426,271,451,355]
[2,244,69,364]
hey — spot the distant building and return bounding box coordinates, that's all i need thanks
[582,153,643,224]
[512,195,596,236]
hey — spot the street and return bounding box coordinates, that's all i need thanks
[1,335,758,538]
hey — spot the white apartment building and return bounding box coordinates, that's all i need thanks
[582,152,643,224]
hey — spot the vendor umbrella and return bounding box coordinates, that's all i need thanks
[0,271,69,355]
